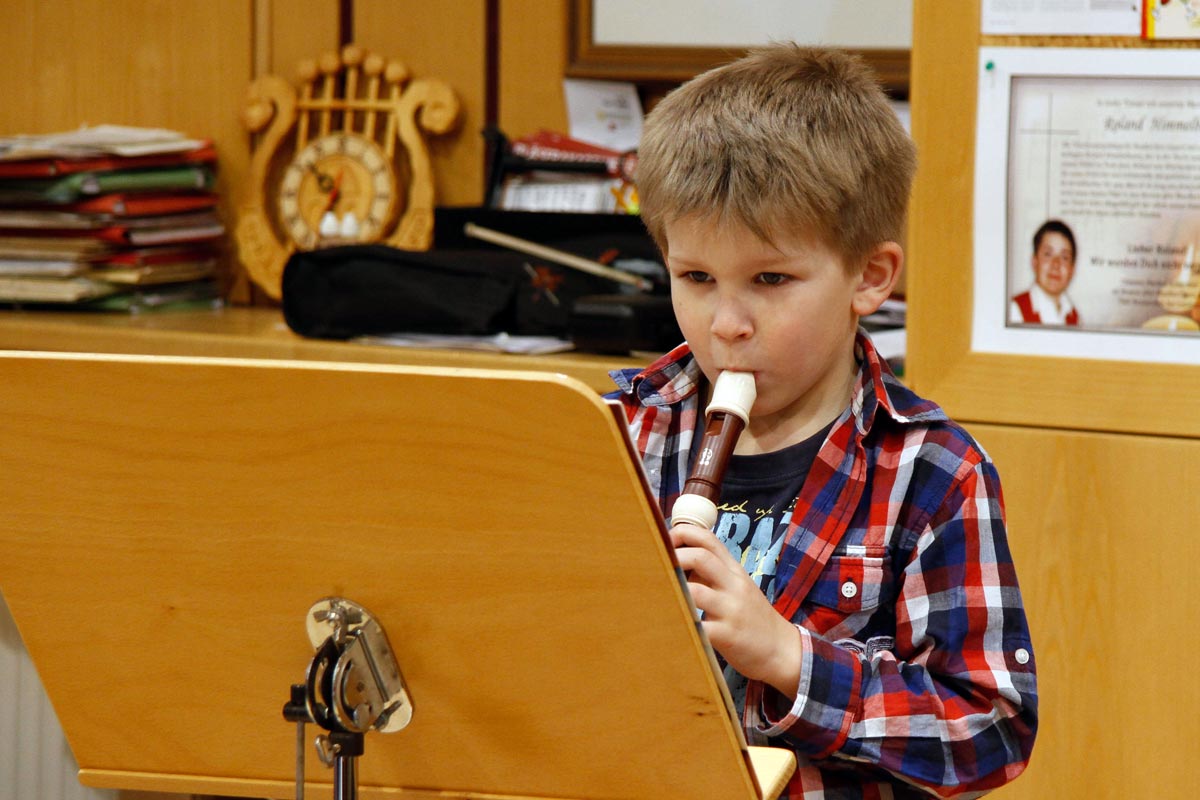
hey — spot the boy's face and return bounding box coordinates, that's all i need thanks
[665,217,867,440]
[1032,231,1075,298]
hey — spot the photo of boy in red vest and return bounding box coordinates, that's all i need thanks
[1010,219,1079,326]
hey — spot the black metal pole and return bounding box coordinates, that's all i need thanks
[334,754,357,800]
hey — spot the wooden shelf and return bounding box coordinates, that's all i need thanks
[0,307,647,394]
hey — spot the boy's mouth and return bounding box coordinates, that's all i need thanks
[718,368,759,385]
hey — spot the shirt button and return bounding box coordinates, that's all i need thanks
[1015,648,1030,665]
[840,581,858,599]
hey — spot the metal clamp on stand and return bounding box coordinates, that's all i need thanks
[283,597,413,800]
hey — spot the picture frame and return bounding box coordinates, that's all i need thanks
[975,48,1200,363]
[907,33,1200,439]
[567,0,911,96]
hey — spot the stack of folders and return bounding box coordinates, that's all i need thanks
[0,125,225,310]
[489,128,639,215]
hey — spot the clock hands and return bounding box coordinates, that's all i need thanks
[323,169,345,214]
[308,162,335,193]
[308,161,345,214]
[324,170,343,212]
[318,168,361,241]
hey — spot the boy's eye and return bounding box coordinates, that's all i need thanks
[756,272,789,285]
[682,270,712,283]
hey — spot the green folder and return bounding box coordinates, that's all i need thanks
[0,165,216,204]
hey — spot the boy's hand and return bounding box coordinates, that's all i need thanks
[669,522,802,698]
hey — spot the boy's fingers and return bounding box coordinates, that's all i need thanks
[675,545,739,596]
[671,523,741,574]
[670,522,722,552]
[686,581,716,612]
[668,521,704,548]
[673,545,714,578]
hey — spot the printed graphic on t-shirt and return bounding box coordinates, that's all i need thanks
[714,494,798,720]
[714,495,798,601]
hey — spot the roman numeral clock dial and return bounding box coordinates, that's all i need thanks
[278,133,397,250]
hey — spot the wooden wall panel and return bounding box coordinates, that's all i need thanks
[261,0,341,80]
[905,0,980,403]
[906,1,1200,437]
[0,0,252,188]
[974,423,1200,799]
[0,0,254,292]
[499,0,570,138]
[354,0,488,207]
[0,1,251,153]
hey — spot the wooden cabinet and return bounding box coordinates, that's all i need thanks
[976,424,1199,798]
[907,3,1200,796]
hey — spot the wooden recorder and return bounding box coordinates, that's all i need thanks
[669,371,757,530]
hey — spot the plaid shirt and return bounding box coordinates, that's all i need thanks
[609,332,1037,799]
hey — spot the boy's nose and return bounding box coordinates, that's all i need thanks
[710,294,753,340]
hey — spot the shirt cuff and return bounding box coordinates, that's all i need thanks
[756,626,863,759]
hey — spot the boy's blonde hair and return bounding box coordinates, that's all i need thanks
[636,44,916,269]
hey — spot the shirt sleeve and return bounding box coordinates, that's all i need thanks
[756,458,1038,797]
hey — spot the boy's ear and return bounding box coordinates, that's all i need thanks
[851,241,903,316]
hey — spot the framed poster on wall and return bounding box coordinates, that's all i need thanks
[974,47,1200,366]
[908,38,1200,439]
[567,0,911,95]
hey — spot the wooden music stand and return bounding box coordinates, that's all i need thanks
[0,351,795,800]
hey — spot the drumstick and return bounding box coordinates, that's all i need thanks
[670,371,756,529]
[463,222,653,292]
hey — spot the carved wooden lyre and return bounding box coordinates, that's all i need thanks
[236,44,460,298]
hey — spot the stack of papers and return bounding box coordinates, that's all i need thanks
[0,125,224,306]
[497,129,638,215]
[0,124,209,160]
[358,332,574,355]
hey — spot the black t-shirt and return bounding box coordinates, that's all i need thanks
[709,421,832,603]
[694,420,833,715]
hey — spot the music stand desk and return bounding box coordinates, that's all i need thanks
[0,351,794,800]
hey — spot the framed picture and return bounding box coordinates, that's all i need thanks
[908,40,1200,439]
[974,47,1200,365]
[567,0,911,95]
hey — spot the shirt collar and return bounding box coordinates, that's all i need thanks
[614,330,945,429]
[855,329,946,432]
[611,342,704,406]
[1029,282,1075,317]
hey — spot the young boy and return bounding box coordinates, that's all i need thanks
[1010,219,1079,326]
[610,46,1037,798]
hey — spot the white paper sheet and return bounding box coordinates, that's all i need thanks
[563,78,644,152]
[981,0,1141,36]
[591,0,911,48]
[358,332,574,355]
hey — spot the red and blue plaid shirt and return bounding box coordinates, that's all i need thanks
[610,332,1037,799]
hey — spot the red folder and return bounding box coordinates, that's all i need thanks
[64,192,219,217]
[0,142,217,179]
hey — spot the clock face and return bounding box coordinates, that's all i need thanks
[278,133,398,249]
